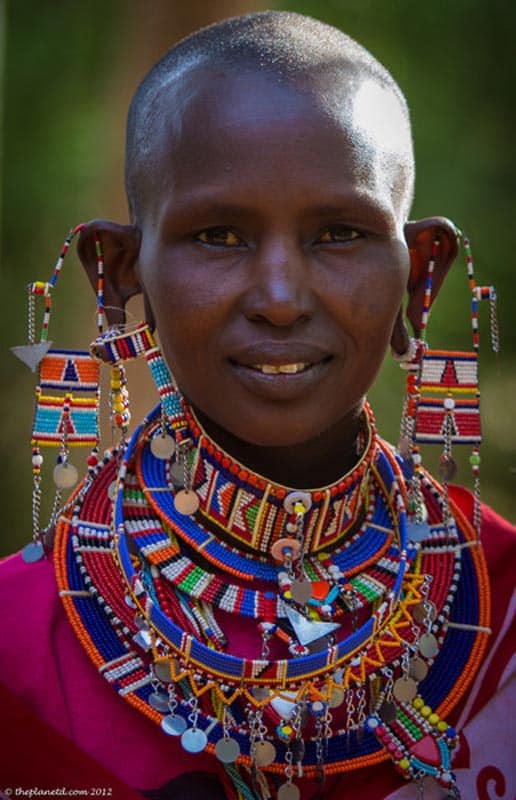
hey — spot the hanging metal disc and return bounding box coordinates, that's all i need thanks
[328,687,345,708]
[174,489,200,516]
[153,661,173,683]
[290,578,312,604]
[254,740,276,767]
[22,541,45,563]
[278,783,300,800]
[409,656,429,681]
[161,714,187,736]
[413,600,437,624]
[439,457,458,482]
[150,434,176,460]
[181,727,208,753]
[419,632,439,658]
[393,676,418,703]
[215,736,241,763]
[170,461,184,486]
[379,700,398,723]
[148,692,170,712]
[53,462,78,489]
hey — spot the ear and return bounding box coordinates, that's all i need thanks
[402,216,460,336]
[77,220,142,327]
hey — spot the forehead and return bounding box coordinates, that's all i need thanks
[142,65,411,220]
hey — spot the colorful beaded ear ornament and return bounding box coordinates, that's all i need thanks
[398,231,499,541]
[10,225,103,563]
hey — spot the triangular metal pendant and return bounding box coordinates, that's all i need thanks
[11,341,53,372]
[285,604,340,646]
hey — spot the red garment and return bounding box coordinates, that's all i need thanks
[0,487,514,799]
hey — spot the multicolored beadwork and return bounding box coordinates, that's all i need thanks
[398,232,499,539]
[53,393,490,799]
[10,226,103,561]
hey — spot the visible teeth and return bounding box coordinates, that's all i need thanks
[252,363,309,375]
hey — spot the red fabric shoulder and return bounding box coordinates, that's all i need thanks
[0,682,145,799]
[449,485,515,724]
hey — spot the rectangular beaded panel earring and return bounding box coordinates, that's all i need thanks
[397,232,499,540]
[10,225,102,562]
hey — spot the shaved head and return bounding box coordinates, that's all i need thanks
[125,11,414,222]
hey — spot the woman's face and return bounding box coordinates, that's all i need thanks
[136,69,411,447]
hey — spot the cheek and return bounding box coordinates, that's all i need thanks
[140,262,228,389]
[325,244,408,339]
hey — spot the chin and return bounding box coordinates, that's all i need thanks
[202,405,350,450]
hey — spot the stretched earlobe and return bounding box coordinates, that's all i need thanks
[390,307,410,357]
[404,217,459,336]
[77,220,142,327]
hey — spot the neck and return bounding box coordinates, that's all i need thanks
[193,405,365,489]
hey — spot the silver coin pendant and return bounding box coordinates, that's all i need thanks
[409,656,429,681]
[215,737,241,763]
[161,714,187,736]
[22,541,45,563]
[278,783,300,800]
[254,740,276,767]
[290,578,312,604]
[393,676,418,703]
[174,489,200,516]
[53,462,78,490]
[181,727,208,753]
[150,434,176,460]
[419,632,439,658]
[148,692,170,712]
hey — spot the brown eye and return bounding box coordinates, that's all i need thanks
[318,227,362,244]
[196,228,243,247]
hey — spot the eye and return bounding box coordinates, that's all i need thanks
[196,227,244,247]
[317,226,362,244]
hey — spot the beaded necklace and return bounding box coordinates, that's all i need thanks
[54,400,490,799]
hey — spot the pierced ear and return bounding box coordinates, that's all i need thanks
[404,217,459,336]
[77,220,142,327]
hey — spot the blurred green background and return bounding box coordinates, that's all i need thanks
[1,0,514,555]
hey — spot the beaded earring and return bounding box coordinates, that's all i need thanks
[10,225,102,562]
[398,231,499,539]
[89,318,202,514]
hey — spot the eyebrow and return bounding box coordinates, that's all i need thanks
[160,188,397,228]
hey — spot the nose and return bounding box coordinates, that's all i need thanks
[243,237,313,327]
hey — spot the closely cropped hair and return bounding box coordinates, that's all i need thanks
[125,11,412,221]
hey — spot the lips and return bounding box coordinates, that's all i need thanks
[228,343,333,400]
[230,342,331,369]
